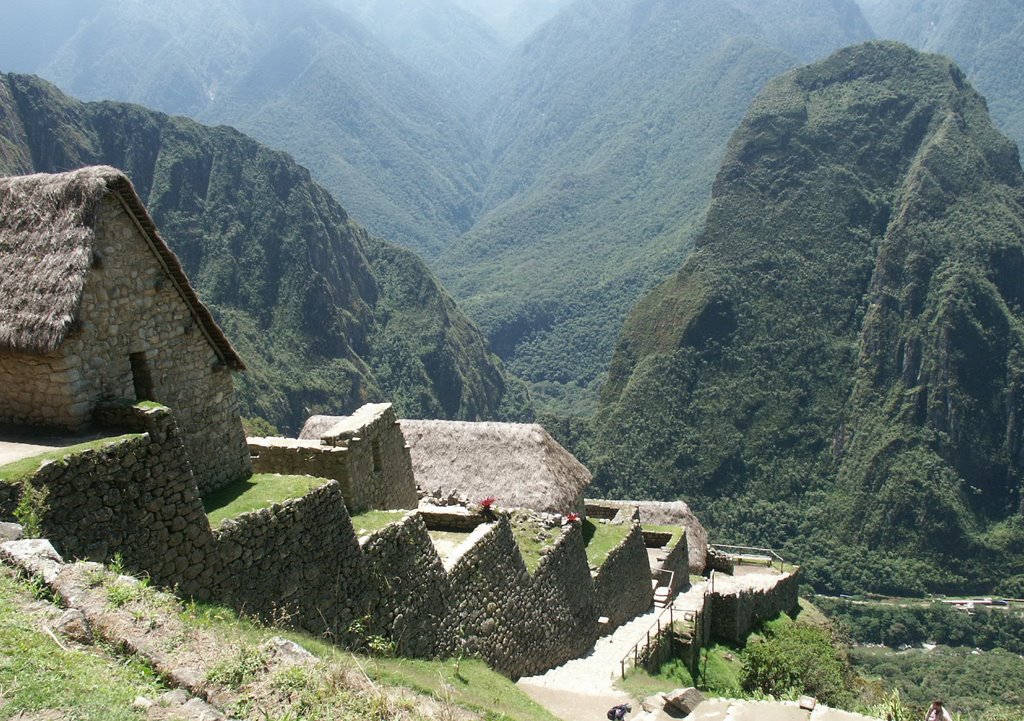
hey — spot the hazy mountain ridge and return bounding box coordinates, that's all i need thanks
[0,73,528,432]
[591,42,1024,595]
[443,0,874,412]
[0,0,488,259]
[857,0,1024,149]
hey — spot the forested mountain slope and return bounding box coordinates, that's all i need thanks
[0,0,485,258]
[592,42,1024,596]
[442,0,874,412]
[0,73,527,432]
[857,0,1024,149]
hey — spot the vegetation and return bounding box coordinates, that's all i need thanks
[0,72,530,434]
[0,433,141,483]
[592,42,1024,596]
[852,646,1024,721]
[741,622,854,707]
[582,519,631,568]
[0,567,165,720]
[203,474,330,526]
[348,509,408,536]
[509,512,561,572]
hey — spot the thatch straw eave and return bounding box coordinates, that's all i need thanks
[400,418,592,514]
[0,166,244,369]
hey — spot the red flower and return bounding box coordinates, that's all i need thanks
[565,512,580,523]
[479,497,497,510]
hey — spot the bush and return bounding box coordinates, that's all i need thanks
[741,622,853,707]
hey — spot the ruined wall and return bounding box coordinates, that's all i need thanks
[59,195,249,492]
[360,513,453,657]
[444,520,536,676]
[651,529,690,595]
[14,404,217,595]
[520,522,599,675]
[709,571,800,643]
[252,405,417,512]
[249,439,351,485]
[209,481,367,637]
[593,523,655,629]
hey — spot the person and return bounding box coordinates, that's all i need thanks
[926,700,953,721]
[607,703,631,720]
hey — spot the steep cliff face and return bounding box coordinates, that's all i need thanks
[594,42,1024,594]
[0,73,528,432]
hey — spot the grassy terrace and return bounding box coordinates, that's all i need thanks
[0,433,141,484]
[641,523,684,549]
[583,519,632,568]
[0,558,559,721]
[349,508,407,536]
[510,512,561,572]
[203,473,330,526]
[0,566,165,720]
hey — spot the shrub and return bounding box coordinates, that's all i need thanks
[741,622,853,707]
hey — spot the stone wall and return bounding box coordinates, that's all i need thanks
[15,403,217,595]
[587,498,708,572]
[0,350,81,429]
[650,528,690,595]
[593,522,655,629]
[254,404,418,512]
[1,195,252,493]
[209,481,368,637]
[520,522,599,675]
[709,571,800,643]
[443,519,536,676]
[0,480,18,520]
[249,438,350,484]
[359,513,453,657]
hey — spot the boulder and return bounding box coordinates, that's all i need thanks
[663,687,704,716]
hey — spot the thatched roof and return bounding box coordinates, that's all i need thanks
[400,419,592,513]
[0,166,243,369]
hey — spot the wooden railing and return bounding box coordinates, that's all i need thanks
[710,543,786,573]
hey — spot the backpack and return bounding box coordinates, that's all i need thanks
[607,708,617,720]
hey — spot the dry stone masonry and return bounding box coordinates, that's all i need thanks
[250,403,417,512]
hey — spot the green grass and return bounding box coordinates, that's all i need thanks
[618,658,695,702]
[203,473,330,526]
[0,434,142,483]
[509,512,561,572]
[0,567,165,720]
[641,523,684,549]
[179,600,558,721]
[583,519,632,568]
[348,509,408,536]
[366,656,562,721]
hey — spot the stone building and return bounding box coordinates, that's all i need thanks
[248,403,418,512]
[0,166,251,492]
[400,419,591,514]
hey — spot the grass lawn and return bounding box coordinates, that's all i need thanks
[583,519,632,568]
[641,523,684,549]
[349,509,408,535]
[203,473,330,526]
[0,567,166,720]
[181,600,560,721]
[510,512,562,572]
[0,433,142,484]
[365,655,562,721]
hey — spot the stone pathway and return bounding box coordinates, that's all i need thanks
[517,580,711,719]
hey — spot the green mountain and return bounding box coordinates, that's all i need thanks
[442,0,874,413]
[0,73,528,432]
[591,42,1024,596]
[0,0,486,258]
[857,0,1024,149]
